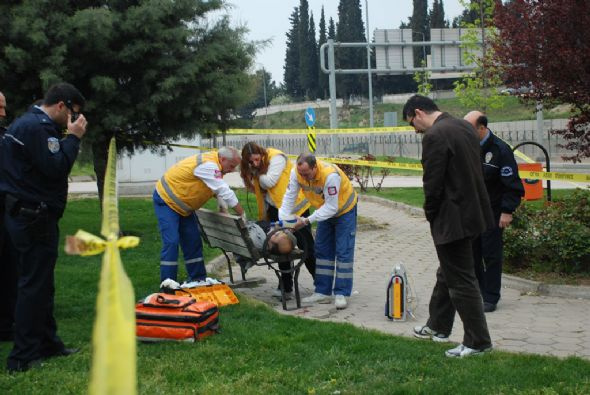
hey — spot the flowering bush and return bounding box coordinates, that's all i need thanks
[504,189,590,274]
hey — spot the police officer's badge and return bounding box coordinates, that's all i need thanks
[501,166,514,177]
[47,137,60,153]
[485,152,493,163]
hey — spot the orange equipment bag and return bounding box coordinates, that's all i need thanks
[175,284,239,307]
[136,293,219,342]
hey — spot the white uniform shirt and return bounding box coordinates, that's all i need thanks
[279,168,340,223]
[193,161,238,208]
[259,154,287,208]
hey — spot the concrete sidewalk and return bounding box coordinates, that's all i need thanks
[221,197,590,360]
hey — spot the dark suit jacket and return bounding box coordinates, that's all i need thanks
[421,113,494,245]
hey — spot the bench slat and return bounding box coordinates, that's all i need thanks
[196,209,244,229]
[200,228,251,249]
[206,236,260,259]
[198,218,244,238]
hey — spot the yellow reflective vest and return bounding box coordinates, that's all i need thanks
[253,148,310,220]
[296,160,357,217]
[155,152,220,216]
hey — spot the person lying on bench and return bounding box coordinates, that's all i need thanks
[236,222,297,273]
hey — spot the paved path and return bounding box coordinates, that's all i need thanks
[225,198,590,360]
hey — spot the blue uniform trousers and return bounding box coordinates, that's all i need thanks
[0,195,17,340]
[313,205,357,296]
[153,190,205,282]
[5,209,65,370]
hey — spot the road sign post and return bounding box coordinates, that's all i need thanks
[305,107,317,153]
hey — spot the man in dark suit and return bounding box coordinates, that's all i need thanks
[402,95,494,358]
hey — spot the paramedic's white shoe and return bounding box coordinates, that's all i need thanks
[334,295,347,309]
[302,293,332,304]
[445,344,492,358]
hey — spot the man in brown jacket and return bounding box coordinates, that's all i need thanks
[403,95,494,358]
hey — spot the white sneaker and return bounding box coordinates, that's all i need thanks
[302,293,332,304]
[445,344,492,358]
[271,288,293,300]
[413,325,450,343]
[334,295,347,309]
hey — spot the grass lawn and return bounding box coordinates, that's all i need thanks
[1,193,590,393]
[361,187,578,209]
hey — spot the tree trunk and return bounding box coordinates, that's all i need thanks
[92,137,111,209]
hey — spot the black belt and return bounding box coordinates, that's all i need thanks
[5,193,48,218]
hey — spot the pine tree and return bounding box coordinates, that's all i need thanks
[284,7,302,99]
[318,7,328,99]
[336,0,366,102]
[308,12,319,99]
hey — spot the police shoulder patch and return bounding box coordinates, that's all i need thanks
[47,137,60,153]
[500,166,514,177]
[327,186,338,196]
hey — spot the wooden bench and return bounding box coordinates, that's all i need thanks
[195,208,307,310]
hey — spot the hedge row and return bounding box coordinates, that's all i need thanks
[504,189,590,274]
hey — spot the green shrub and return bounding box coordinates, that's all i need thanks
[504,189,590,274]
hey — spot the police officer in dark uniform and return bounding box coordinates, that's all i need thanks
[1,83,88,373]
[0,90,18,342]
[465,111,524,313]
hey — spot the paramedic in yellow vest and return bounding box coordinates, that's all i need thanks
[239,142,315,299]
[280,153,357,310]
[153,146,245,283]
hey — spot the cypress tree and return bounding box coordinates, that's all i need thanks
[298,0,312,99]
[284,7,302,99]
[430,0,448,28]
[336,0,366,101]
[328,17,336,39]
[411,0,429,66]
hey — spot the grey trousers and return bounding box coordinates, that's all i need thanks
[426,237,492,350]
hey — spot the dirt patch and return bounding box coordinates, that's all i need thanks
[506,269,590,286]
[357,215,388,232]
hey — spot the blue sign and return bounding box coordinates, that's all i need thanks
[305,107,316,127]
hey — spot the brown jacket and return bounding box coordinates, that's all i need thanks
[421,113,494,245]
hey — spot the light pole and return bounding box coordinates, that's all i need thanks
[365,0,374,128]
[258,65,269,128]
[412,31,427,67]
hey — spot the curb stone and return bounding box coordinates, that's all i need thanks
[358,193,590,301]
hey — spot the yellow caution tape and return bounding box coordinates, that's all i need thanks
[318,157,424,171]
[315,157,590,183]
[149,139,590,183]
[226,126,413,135]
[88,137,137,395]
[518,170,590,183]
